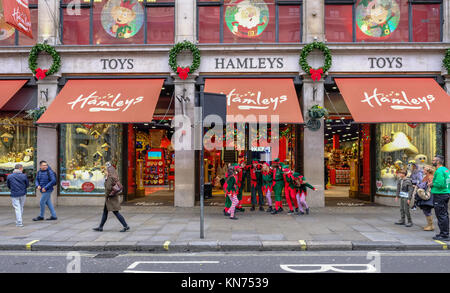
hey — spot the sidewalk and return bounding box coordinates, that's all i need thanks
[0,205,448,252]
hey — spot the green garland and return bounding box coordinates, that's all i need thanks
[25,106,47,122]
[28,43,61,76]
[444,48,450,73]
[168,40,201,74]
[299,41,332,78]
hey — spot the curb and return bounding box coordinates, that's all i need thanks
[0,240,449,252]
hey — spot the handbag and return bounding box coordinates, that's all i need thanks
[108,178,123,197]
[417,187,431,201]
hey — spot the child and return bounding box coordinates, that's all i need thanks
[224,166,239,220]
[295,175,316,215]
[395,169,414,227]
[261,163,274,213]
[285,170,301,215]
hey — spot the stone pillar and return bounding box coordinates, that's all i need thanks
[303,0,325,42]
[36,76,59,208]
[443,0,450,42]
[173,0,197,207]
[38,0,60,45]
[445,75,450,169]
[302,78,325,208]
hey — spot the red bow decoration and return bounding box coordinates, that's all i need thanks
[407,123,418,128]
[35,68,48,80]
[309,68,323,81]
[177,66,190,80]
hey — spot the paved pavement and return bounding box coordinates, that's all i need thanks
[0,205,449,251]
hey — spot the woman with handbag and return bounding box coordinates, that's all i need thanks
[93,163,130,232]
[416,166,435,231]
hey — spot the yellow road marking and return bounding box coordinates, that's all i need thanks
[26,240,39,250]
[163,241,171,251]
[298,240,307,251]
[434,240,448,250]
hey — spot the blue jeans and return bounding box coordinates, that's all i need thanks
[40,191,56,218]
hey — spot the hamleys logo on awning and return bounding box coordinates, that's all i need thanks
[224,88,287,111]
[361,88,436,111]
[67,91,144,112]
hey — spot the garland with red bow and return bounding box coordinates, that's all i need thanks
[169,41,201,80]
[299,41,332,82]
[28,43,61,80]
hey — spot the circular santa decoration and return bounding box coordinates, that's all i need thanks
[225,0,269,39]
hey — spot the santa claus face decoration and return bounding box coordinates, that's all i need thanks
[225,0,269,39]
[356,0,400,38]
[101,0,144,39]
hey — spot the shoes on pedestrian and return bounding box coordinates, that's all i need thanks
[271,209,278,215]
[287,210,294,215]
[259,206,265,212]
[32,216,44,221]
[411,207,417,211]
[433,234,450,241]
[405,222,413,227]
[93,227,103,232]
[266,206,273,213]
[16,224,24,227]
[306,208,310,215]
[424,216,434,231]
[395,219,405,225]
[250,206,255,211]
[297,211,305,215]
[229,216,238,220]
[278,207,284,212]
[295,208,299,213]
[120,226,130,232]
[223,209,230,217]
[46,216,58,221]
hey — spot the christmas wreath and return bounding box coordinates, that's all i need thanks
[299,41,332,81]
[168,40,201,80]
[28,43,61,80]
[444,48,450,73]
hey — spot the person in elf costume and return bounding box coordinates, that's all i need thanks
[235,160,246,212]
[261,162,274,213]
[295,175,316,215]
[110,0,137,39]
[285,170,302,215]
[244,160,264,211]
[223,163,240,216]
[282,164,299,215]
[224,166,239,220]
[270,158,285,214]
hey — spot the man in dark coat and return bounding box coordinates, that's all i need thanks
[7,164,29,227]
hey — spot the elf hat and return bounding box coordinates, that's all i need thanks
[252,160,258,164]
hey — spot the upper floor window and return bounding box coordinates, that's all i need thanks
[325,0,442,42]
[60,0,175,45]
[0,0,38,46]
[198,0,302,44]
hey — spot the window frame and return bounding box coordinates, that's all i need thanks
[325,0,443,43]
[196,0,303,44]
[59,0,175,45]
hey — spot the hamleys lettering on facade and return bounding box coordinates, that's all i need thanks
[2,0,33,39]
[204,78,303,124]
[335,78,450,123]
[37,79,164,124]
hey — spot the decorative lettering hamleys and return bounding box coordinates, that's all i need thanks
[224,88,288,111]
[361,88,435,111]
[67,91,144,112]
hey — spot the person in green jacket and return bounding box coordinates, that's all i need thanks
[271,158,285,214]
[431,155,450,241]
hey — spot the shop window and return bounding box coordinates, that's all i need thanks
[198,0,302,44]
[60,124,122,195]
[375,123,443,197]
[61,0,174,45]
[325,0,442,43]
[0,3,38,46]
[0,117,37,195]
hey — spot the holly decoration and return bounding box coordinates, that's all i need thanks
[444,48,450,73]
[169,41,201,80]
[25,106,47,122]
[299,41,332,82]
[28,43,61,79]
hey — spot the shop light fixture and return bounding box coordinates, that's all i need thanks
[332,86,337,90]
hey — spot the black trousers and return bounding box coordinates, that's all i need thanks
[251,184,264,207]
[99,205,128,228]
[433,194,449,237]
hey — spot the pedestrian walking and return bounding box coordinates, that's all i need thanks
[395,169,414,227]
[261,162,274,213]
[6,164,29,227]
[33,161,57,221]
[430,155,450,241]
[295,175,316,215]
[245,160,264,211]
[415,165,435,231]
[225,166,239,220]
[93,163,130,232]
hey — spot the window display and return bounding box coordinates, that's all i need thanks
[375,123,442,196]
[60,124,122,195]
[0,117,36,195]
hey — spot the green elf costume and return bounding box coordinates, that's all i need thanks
[271,158,285,214]
[295,175,316,215]
[224,163,244,216]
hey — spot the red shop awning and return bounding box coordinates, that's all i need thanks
[37,79,164,124]
[0,80,28,109]
[204,78,303,124]
[335,78,450,123]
